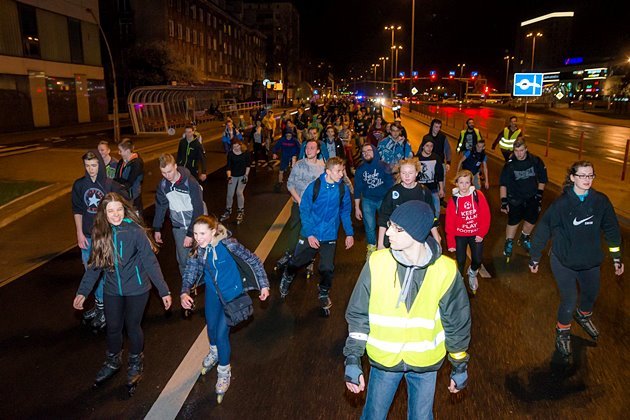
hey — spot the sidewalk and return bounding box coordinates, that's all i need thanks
[0,105,295,285]
[399,106,630,225]
[0,119,133,146]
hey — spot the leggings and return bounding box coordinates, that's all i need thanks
[205,287,231,366]
[103,292,150,354]
[455,236,483,277]
[550,252,601,325]
[226,176,246,210]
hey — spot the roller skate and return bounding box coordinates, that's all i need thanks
[126,353,144,396]
[216,364,231,404]
[555,327,571,358]
[318,287,332,317]
[573,310,599,341]
[305,260,315,279]
[274,250,292,274]
[82,304,98,325]
[503,239,514,263]
[201,345,218,375]
[517,233,531,253]
[279,269,295,299]
[90,304,106,333]
[467,268,479,295]
[219,208,231,222]
[366,244,377,261]
[93,351,122,388]
[236,208,245,225]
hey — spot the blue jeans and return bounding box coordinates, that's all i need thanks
[205,285,231,366]
[361,367,437,420]
[361,197,383,246]
[431,192,440,218]
[81,237,104,303]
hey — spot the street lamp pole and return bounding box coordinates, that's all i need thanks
[504,55,514,93]
[385,25,401,97]
[527,32,543,71]
[86,7,120,143]
[409,0,415,111]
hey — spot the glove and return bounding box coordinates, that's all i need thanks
[535,189,544,203]
[242,176,248,184]
[613,258,622,271]
[344,356,363,385]
[450,361,468,391]
[501,197,508,211]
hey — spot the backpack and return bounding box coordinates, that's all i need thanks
[451,190,479,214]
[312,177,345,207]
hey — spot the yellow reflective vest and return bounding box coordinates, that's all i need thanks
[457,128,481,153]
[365,250,458,368]
[498,127,521,151]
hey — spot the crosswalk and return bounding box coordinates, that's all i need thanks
[0,144,49,158]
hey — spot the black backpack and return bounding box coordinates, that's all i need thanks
[312,177,345,207]
[451,190,479,213]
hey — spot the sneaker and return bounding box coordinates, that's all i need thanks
[220,208,231,222]
[573,310,599,340]
[366,244,377,260]
[555,327,571,356]
[467,268,479,294]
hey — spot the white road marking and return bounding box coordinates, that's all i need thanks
[144,199,293,420]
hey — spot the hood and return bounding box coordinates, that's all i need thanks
[203,223,233,262]
[451,186,477,214]
[85,148,107,182]
[360,143,381,167]
[390,236,442,308]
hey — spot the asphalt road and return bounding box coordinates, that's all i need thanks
[0,113,628,419]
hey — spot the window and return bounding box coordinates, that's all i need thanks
[168,20,175,37]
[213,38,217,50]
[193,30,197,44]
[199,32,204,47]
[200,57,204,71]
[186,27,190,42]
[199,9,203,23]
[184,1,189,16]
[68,18,83,64]
[224,64,228,75]
[219,53,222,65]
[177,0,181,12]
[18,3,40,58]
[207,35,211,49]
[191,5,196,20]
[213,16,216,28]
[207,13,211,26]
[228,25,231,36]
[177,24,183,39]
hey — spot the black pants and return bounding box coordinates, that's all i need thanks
[103,292,150,354]
[287,202,302,253]
[550,253,601,325]
[455,236,483,277]
[253,142,268,162]
[287,237,337,292]
[500,148,511,162]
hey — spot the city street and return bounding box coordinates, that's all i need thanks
[0,112,627,419]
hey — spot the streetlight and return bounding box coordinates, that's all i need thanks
[392,45,403,78]
[86,8,120,143]
[457,63,466,77]
[526,32,543,71]
[504,55,514,93]
[278,62,283,82]
[385,25,402,85]
[410,0,415,87]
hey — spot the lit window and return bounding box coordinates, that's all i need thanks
[168,20,175,37]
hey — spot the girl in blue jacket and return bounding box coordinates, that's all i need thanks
[73,192,172,395]
[180,215,270,403]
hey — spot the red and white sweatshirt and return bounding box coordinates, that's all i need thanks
[445,187,491,249]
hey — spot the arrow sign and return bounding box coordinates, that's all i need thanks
[513,73,544,97]
[411,87,418,95]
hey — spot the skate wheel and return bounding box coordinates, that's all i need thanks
[217,394,224,404]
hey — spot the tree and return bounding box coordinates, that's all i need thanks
[123,41,201,87]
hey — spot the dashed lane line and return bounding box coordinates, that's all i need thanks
[144,198,293,420]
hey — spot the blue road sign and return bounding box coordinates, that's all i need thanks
[412,71,418,77]
[513,73,544,96]
[399,71,405,77]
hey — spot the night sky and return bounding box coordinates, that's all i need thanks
[293,0,628,87]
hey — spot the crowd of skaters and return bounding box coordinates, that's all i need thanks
[69,96,623,417]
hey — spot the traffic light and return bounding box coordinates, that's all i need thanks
[430,70,437,81]
[448,71,455,79]
[471,71,478,80]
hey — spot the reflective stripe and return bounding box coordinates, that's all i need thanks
[367,330,446,354]
[369,313,436,330]
[450,351,468,360]
[349,332,368,341]
[609,246,620,252]
[498,137,516,149]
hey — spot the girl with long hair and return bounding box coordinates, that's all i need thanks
[180,215,269,402]
[73,192,172,395]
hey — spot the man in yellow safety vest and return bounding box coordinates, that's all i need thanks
[456,118,482,154]
[343,200,471,419]
[492,116,523,162]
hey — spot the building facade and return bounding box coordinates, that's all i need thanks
[0,0,106,132]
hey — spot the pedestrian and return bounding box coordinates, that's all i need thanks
[445,170,491,294]
[73,192,172,395]
[491,116,523,162]
[272,129,300,192]
[415,139,445,216]
[114,139,145,216]
[221,120,241,155]
[320,125,345,161]
[529,161,623,357]
[180,214,270,403]
[377,158,440,250]
[366,115,387,147]
[353,109,369,148]
[220,140,251,225]
[354,143,394,259]
[456,118,482,154]
[308,114,324,137]
[421,119,452,174]
[499,139,548,261]
[377,122,413,172]
[177,125,207,181]
[153,153,205,277]
[457,139,489,190]
[279,157,354,316]
[295,104,309,142]
[262,110,276,151]
[344,200,471,420]
[72,151,127,331]
[97,140,118,179]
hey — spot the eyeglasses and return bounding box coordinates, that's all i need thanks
[387,220,405,232]
[362,149,374,154]
[574,174,596,180]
